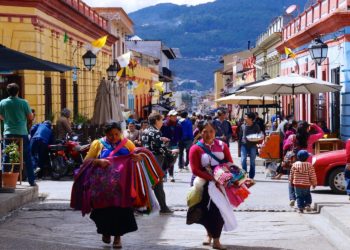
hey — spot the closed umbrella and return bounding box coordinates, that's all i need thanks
[0,44,73,72]
[91,79,124,126]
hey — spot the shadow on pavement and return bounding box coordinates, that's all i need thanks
[311,189,344,195]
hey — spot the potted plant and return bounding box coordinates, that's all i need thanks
[2,142,20,188]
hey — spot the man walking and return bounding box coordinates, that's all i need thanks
[178,111,193,172]
[238,112,261,179]
[0,83,35,186]
[213,110,232,146]
[161,110,182,182]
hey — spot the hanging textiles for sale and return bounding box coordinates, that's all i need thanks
[132,148,164,213]
[71,148,164,216]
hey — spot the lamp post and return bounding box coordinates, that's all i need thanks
[308,38,328,66]
[106,62,120,80]
[148,87,155,115]
[82,50,97,70]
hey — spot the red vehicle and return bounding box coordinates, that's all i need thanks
[312,149,346,194]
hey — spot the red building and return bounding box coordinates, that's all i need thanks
[277,0,350,138]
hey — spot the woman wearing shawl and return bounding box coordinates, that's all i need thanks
[84,121,141,248]
[187,121,234,250]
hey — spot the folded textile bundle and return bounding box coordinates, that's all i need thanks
[213,163,251,207]
[187,177,206,208]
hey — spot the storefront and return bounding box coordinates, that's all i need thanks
[0,0,117,122]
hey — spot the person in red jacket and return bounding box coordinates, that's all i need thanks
[289,150,317,213]
[187,120,233,250]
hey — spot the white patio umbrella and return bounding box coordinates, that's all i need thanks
[236,73,342,114]
[236,73,342,96]
[216,94,274,105]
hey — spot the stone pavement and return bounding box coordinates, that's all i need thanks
[1,141,350,249]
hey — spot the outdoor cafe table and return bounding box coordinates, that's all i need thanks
[314,138,341,154]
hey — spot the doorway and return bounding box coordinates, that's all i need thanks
[331,67,340,136]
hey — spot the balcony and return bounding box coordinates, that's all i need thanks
[62,0,108,30]
[282,0,348,41]
[159,67,172,82]
[162,67,172,78]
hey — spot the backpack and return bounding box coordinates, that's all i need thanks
[282,148,298,170]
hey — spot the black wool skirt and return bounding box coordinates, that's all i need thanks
[90,207,138,236]
[186,183,224,238]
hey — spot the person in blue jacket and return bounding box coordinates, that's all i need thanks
[30,121,54,177]
[178,111,194,171]
[161,110,182,182]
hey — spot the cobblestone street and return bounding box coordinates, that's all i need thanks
[0,143,347,250]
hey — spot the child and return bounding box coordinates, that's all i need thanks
[289,150,317,213]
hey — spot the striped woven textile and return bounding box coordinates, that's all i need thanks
[132,147,164,213]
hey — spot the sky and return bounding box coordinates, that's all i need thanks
[84,0,216,13]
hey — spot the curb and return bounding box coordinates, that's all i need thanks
[0,185,39,218]
[306,202,350,250]
[315,203,350,239]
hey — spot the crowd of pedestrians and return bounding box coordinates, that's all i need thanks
[1,83,349,249]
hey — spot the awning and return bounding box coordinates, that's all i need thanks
[0,44,73,72]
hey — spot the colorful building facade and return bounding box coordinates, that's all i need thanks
[94,7,134,110]
[277,0,350,138]
[0,0,118,123]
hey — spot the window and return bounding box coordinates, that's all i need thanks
[73,81,78,118]
[60,79,67,111]
[44,77,52,120]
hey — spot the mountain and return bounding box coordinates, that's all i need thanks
[129,0,307,90]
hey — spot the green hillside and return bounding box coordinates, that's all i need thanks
[129,0,307,89]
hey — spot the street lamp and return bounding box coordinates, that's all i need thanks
[106,63,119,80]
[148,87,155,114]
[308,38,328,66]
[82,50,97,70]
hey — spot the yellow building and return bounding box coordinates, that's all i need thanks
[122,50,160,118]
[214,69,224,108]
[0,0,117,122]
[94,7,134,109]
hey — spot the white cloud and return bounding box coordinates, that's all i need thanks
[83,0,216,13]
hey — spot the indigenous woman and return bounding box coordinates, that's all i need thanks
[187,121,233,250]
[84,121,141,248]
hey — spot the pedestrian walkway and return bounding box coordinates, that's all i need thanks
[0,184,38,218]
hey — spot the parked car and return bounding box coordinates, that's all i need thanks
[312,149,346,194]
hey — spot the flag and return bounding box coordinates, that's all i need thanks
[117,52,132,68]
[284,47,296,59]
[91,35,108,49]
[153,82,164,92]
[63,32,69,43]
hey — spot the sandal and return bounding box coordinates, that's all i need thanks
[102,235,111,244]
[212,245,227,250]
[203,235,212,246]
[113,236,122,249]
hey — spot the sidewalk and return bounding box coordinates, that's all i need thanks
[0,184,38,218]
[230,140,350,249]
